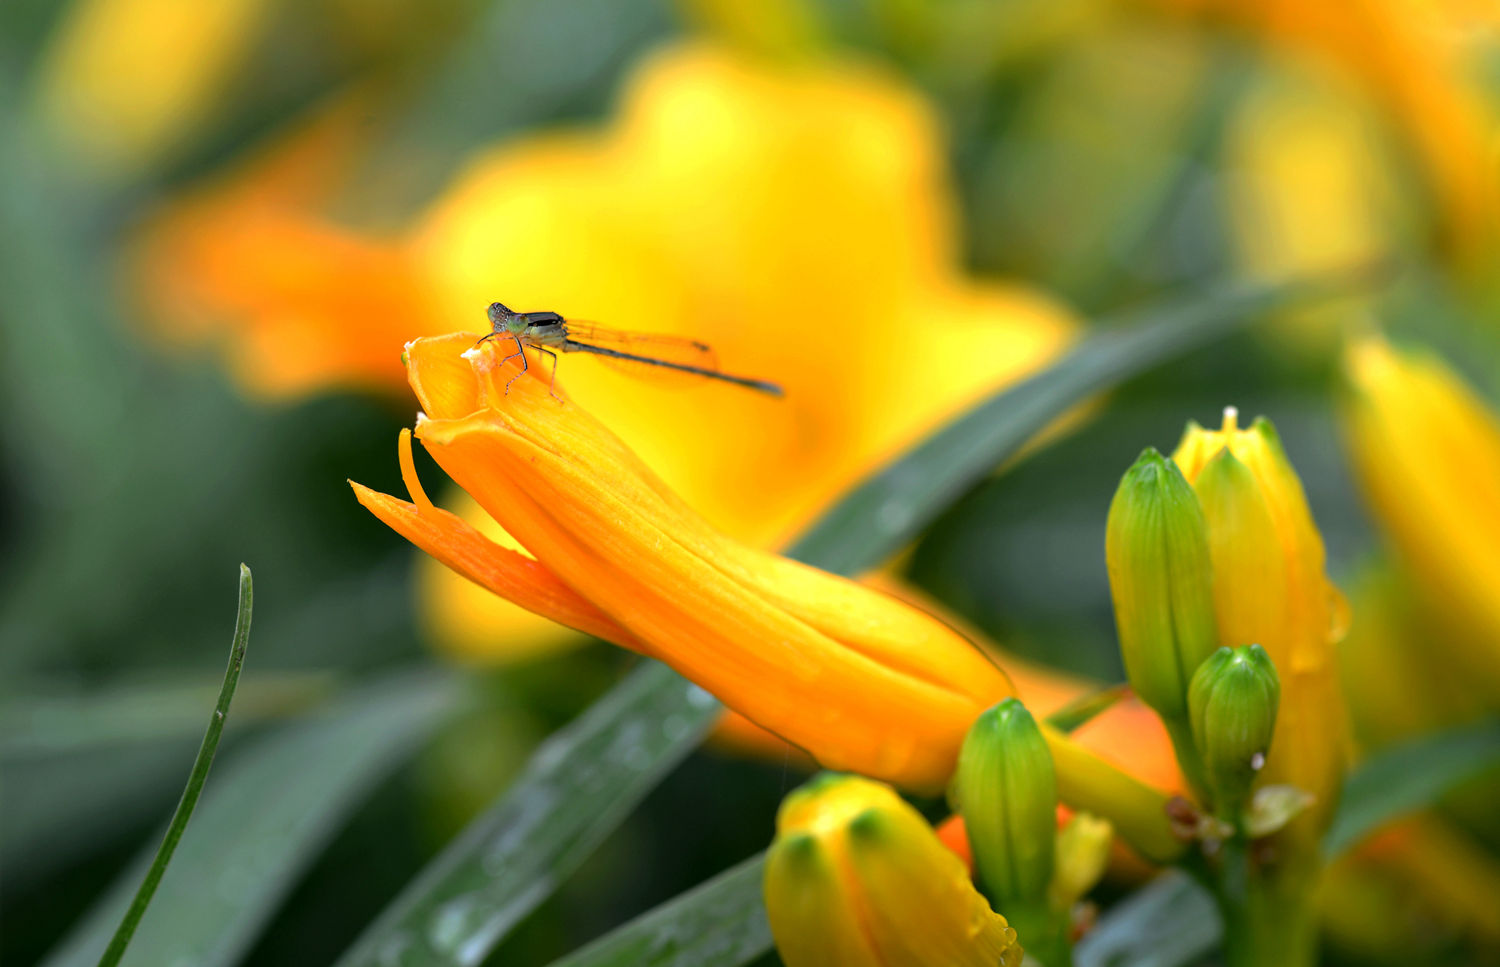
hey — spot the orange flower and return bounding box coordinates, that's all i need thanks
[355,333,1016,792]
[354,333,1182,861]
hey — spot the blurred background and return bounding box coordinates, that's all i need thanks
[3,1,1499,964]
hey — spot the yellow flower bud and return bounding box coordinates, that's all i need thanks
[765,775,1022,967]
[1172,408,1349,842]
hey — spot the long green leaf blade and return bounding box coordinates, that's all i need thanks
[333,660,717,967]
[42,672,456,967]
[93,564,253,967]
[1324,720,1500,857]
[549,855,770,967]
[786,269,1376,574]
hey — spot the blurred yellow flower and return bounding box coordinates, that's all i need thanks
[34,0,274,176]
[1224,65,1397,291]
[1341,334,1500,703]
[353,334,1183,863]
[1323,814,1500,960]
[1152,0,1499,267]
[33,0,476,178]
[764,774,1022,967]
[1171,408,1349,844]
[136,42,1076,661]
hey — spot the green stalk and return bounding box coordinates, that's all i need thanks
[95,565,253,967]
[1213,840,1320,967]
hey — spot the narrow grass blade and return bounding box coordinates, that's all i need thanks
[547,855,770,967]
[1325,720,1500,857]
[42,671,456,967]
[92,563,253,967]
[1075,871,1219,967]
[333,661,717,967]
[787,268,1380,574]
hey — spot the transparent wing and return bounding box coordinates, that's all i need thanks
[561,321,721,382]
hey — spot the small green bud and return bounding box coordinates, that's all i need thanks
[953,699,1057,908]
[1188,644,1281,818]
[1106,448,1220,723]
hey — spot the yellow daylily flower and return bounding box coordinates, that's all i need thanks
[764,774,1023,967]
[1171,408,1350,843]
[1150,0,1500,267]
[352,333,1184,862]
[133,42,1076,663]
[1341,333,1500,701]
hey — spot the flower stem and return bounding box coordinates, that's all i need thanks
[1214,840,1319,967]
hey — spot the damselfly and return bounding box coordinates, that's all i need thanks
[476,302,784,398]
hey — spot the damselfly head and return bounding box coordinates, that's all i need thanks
[486,302,524,334]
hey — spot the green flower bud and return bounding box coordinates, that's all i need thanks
[953,699,1057,908]
[1106,448,1220,723]
[1188,644,1281,818]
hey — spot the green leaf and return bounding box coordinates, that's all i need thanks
[1075,871,1219,967]
[547,855,770,967]
[41,670,457,967]
[1044,683,1131,734]
[0,671,333,757]
[785,268,1379,575]
[94,564,254,967]
[332,660,717,967]
[1324,720,1500,857]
